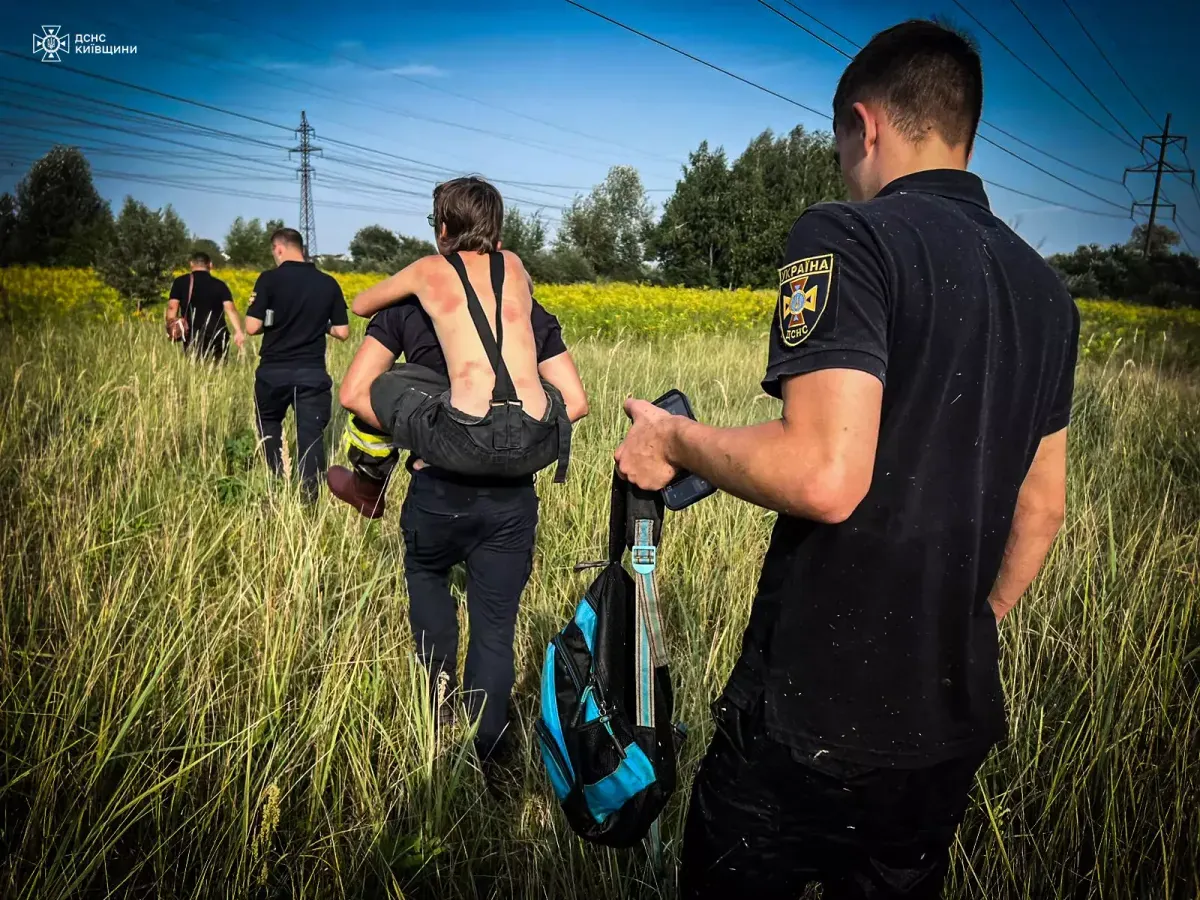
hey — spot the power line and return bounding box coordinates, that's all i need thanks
[1059,0,1158,130]
[750,0,1131,189]
[170,0,684,168]
[752,0,851,59]
[947,0,1139,151]
[977,121,1120,184]
[0,65,598,206]
[984,179,1132,218]
[568,2,1128,213]
[1124,114,1193,256]
[1004,0,1143,147]
[562,0,831,121]
[771,0,860,50]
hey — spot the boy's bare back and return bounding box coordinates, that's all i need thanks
[410,250,547,420]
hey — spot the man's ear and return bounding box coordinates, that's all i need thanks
[854,101,879,151]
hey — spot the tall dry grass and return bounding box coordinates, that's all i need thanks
[0,320,1197,898]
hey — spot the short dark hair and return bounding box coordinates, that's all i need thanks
[270,227,305,252]
[833,19,983,152]
[189,251,212,266]
[432,176,503,254]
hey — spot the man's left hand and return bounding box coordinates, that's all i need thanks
[614,398,678,490]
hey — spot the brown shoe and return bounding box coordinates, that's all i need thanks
[326,465,387,518]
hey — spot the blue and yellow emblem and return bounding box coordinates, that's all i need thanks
[778,253,833,347]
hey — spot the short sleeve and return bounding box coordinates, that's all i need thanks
[328,278,349,327]
[365,305,410,357]
[762,205,889,399]
[531,297,567,361]
[246,273,269,319]
[218,279,233,304]
[167,275,187,302]
[1043,298,1080,435]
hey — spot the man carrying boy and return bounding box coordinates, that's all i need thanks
[329,177,588,780]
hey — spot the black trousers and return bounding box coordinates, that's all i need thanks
[254,366,332,501]
[399,471,539,757]
[679,696,988,900]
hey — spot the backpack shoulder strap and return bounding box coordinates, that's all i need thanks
[443,252,518,403]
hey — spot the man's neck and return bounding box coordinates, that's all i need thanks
[874,140,969,196]
[277,251,305,264]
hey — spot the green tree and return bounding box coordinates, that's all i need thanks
[349,225,402,270]
[501,208,548,258]
[1127,222,1181,256]
[9,146,112,267]
[189,237,225,263]
[1049,223,1200,309]
[97,197,190,311]
[559,165,652,281]
[224,217,285,269]
[725,126,845,288]
[392,235,436,271]
[531,246,596,284]
[649,142,735,287]
[0,193,17,266]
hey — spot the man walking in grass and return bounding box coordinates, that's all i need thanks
[616,19,1079,898]
[330,177,588,792]
[165,251,245,361]
[244,228,350,502]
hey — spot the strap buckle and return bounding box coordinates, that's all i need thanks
[631,543,657,575]
[490,399,523,408]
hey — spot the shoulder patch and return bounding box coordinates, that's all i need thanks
[778,253,834,347]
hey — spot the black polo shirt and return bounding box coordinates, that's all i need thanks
[168,270,231,350]
[725,169,1080,768]
[364,295,568,374]
[246,261,348,370]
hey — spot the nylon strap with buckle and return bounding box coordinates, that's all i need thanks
[607,471,667,868]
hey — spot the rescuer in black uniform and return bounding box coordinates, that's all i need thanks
[245,228,350,502]
[330,182,589,788]
[615,20,1080,899]
[165,251,245,360]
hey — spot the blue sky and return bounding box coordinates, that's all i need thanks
[3,0,1198,258]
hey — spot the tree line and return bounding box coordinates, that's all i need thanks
[1,138,1197,310]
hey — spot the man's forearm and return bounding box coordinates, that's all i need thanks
[225,305,243,335]
[988,511,1064,622]
[667,417,854,522]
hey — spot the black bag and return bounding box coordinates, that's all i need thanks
[535,471,685,851]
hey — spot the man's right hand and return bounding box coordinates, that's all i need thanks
[233,331,246,350]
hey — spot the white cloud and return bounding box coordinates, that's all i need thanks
[387,64,447,78]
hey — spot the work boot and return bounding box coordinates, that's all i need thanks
[326,465,386,519]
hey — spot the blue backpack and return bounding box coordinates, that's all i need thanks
[535,472,685,853]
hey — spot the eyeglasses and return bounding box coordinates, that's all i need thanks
[427,214,436,228]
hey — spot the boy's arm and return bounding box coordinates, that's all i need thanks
[539,352,588,423]
[351,258,427,318]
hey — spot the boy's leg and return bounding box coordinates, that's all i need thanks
[368,364,450,450]
[328,415,400,517]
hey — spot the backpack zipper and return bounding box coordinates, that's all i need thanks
[553,635,626,761]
